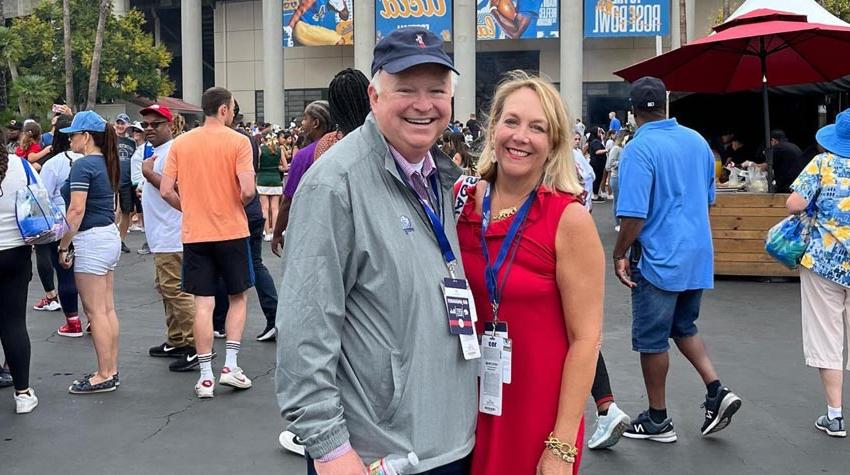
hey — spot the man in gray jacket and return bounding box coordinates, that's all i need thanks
[276,28,478,475]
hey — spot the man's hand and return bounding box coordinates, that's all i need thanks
[141,154,156,176]
[271,232,284,257]
[313,449,366,475]
[614,257,635,288]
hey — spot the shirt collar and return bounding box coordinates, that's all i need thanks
[634,118,678,138]
[388,144,435,181]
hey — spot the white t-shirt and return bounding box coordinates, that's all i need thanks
[39,151,83,210]
[141,141,183,253]
[130,143,145,186]
[573,149,595,212]
[0,155,37,250]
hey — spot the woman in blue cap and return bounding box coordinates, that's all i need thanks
[787,109,850,438]
[56,110,123,394]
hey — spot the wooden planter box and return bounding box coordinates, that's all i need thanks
[710,192,797,277]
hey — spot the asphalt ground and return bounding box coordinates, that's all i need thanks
[1,201,847,474]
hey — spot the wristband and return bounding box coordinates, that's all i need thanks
[613,255,627,260]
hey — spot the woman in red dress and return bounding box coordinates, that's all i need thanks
[457,72,604,475]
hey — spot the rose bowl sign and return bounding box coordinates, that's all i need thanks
[584,0,670,38]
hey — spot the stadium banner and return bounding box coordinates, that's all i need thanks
[283,0,354,47]
[476,0,560,40]
[584,0,670,38]
[375,0,453,43]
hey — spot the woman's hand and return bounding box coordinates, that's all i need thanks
[536,449,572,475]
[58,249,73,269]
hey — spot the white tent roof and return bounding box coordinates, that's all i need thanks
[729,0,850,26]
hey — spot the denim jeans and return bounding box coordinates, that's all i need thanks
[213,218,278,330]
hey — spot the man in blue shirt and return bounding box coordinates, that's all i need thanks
[613,77,742,443]
[608,111,621,133]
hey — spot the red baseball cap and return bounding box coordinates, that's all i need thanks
[139,104,174,122]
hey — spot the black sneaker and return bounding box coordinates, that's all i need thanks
[68,375,118,394]
[149,342,184,358]
[168,348,216,372]
[256,325,276,342]
[136,242,151,255]
[623,410,677,443]
[121,242,131,254]
[0,367,13,388]
[701,387,742,436]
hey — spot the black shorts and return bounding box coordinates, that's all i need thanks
[182,238,254,296]
[118,185,142,214]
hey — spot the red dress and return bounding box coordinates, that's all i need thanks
[457,184,584,475]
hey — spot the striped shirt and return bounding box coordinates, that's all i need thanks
[389,145,437,208]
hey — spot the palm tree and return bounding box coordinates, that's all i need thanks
[63,0,74,111]
[86,0,110,109]
[723,0,731,18]
[0,0,7,110]
[679,0,688,46]
[11,75,55,120]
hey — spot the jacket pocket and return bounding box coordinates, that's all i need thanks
[378,350,407,424]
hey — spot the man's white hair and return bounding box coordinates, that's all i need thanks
[370,68,459,97]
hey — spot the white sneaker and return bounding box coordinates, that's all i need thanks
[219,367,252,389]
[194,378,215,398]
[213,330,226,339]
[129,224,144,232]
[615,225,621,232]
[14,388,38,414]
[263,234,273,242]
[587,402,630,449]
[279,430,306,456]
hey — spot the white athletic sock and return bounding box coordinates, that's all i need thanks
[828,405,842,420]
[198,353,214,382]
[225,341,240,370]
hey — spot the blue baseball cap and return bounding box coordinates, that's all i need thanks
[115,113,131,124]
[371,27,457,77]
[816,109,850,158]
[60,110,107,134]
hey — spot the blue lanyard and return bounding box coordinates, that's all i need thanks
[481,183,536,321]
[395,162,458,278]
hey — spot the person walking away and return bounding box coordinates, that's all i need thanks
[160,87,256,398]
[786,109,850,438]
[37,115,84,337]
[276,27,477,474]
[606,130,628,232]
[257,133,283,240]
[114,113,137,254]
[135,104,199,372]
[0,128,39,413]
[57,111,123,394]
[587,127,607,202]
[614,77,742,443]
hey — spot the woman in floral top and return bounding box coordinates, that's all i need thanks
[787,109,850,438]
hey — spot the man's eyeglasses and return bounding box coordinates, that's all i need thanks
[141,120,168,130]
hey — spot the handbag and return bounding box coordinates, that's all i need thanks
[15,159,68,245]
[764,157,825,269]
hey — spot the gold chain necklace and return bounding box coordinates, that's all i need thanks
[492,191,528,221]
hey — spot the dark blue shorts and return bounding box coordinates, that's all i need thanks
[630,262,702,353]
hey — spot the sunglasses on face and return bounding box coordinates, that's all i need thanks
[141,120,168,130]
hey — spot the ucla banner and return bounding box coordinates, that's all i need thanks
[584,0,670,37]
[477,0,560,40]
[375,0,453,42]
[282,0,354,47]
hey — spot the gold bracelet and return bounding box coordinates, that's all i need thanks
[544,432,577,464]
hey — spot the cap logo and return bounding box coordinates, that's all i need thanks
[416,34,426,49]
[646,101,656,107]
[150,105,160,109]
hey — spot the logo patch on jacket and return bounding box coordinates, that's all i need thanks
[400,215,414,234]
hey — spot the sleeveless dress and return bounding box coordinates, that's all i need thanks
[457,184,585,475]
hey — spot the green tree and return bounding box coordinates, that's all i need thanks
[819,0,850,22]
[8,0,173,110]
[10,74,55,122]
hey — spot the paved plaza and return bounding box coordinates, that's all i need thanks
[1,202,848,474]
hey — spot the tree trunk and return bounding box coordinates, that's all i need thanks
[723,0,731,18]
[85,0,110,110]
[63,0,75,110]
[679,0,688,46]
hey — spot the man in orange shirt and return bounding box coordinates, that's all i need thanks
[160,87,257,398]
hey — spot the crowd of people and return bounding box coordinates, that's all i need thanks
[1,25,850,475]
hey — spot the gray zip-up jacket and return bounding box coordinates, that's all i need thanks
[276,114,478,472]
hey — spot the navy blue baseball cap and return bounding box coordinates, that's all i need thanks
[371,27,458,77]
[629,76,667,110]
[60,110,107,134]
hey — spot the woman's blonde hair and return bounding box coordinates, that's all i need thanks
[478,71,582,195]
[171,113,186,137]
[266,133,279,154]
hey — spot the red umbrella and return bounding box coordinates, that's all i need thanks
[615,8,850,191]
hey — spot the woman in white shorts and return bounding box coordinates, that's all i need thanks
[787,109,850,438]
[57,111,122,395]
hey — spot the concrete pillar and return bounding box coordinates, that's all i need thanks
[561,0,583,121]
[112,0,128,16]
[181,0,203,106]
[354,0,375,76]
[263,0,285,125]
[453,0,476,120]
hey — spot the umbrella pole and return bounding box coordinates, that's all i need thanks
[760,37,775,193]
